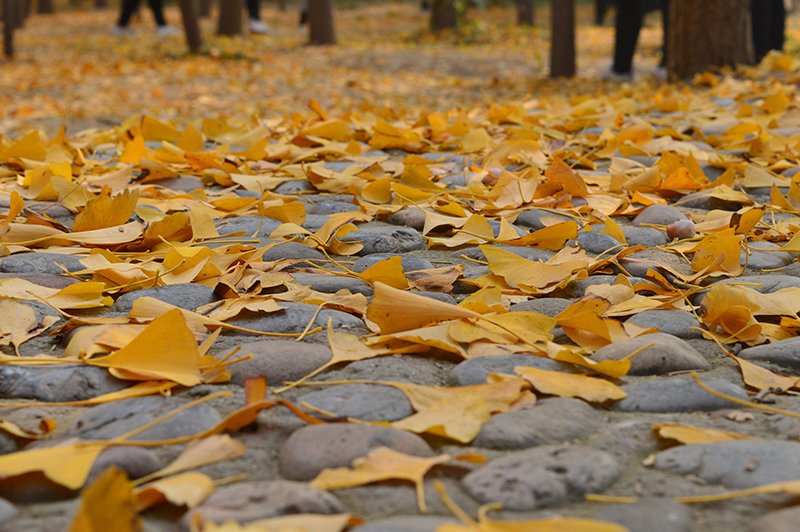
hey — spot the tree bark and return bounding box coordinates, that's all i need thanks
[667,0,753,79]
[550,0,575,77]
[37,0,53,14]
[3,0,15,57]
[95,0,107,8]
[179,0,203,51]
[218,0,243,35]
[430,0,457,32]
[517,0,534,26]
[308,0,336,45]
[198,0,211,18]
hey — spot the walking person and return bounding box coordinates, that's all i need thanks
[609,0,668,79]
[752,0,786,62]
[111,0,181,35]
[247,0,273,34]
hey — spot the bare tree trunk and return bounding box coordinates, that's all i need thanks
[517,0,534,25]
[218,0,243,35]
[667,0,753,79]
[430,0,456,32]
[550,0,575,77]
[179,0,202,51]
[95,0,106,7]
[199,0,211,18]
[3,0,15,57]
[308,0,335,45]
[37,0,53,14]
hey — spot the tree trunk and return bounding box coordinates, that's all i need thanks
[430,0,457,32]
[667,0,753,79]
[199,0,211,18]
[3,0,13,57]
[37,0,53,14]
[308,0,335,45]
[179,0,202,51]
[218,0,243,35]
[517,0,533,26]
[550,0,575,77]
[95,0,106,7]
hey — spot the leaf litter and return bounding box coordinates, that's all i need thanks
[4,3,800,530]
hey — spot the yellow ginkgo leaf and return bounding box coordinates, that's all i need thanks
[67,467,139,532]
[515,366,627,404]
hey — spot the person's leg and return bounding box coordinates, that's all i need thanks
[660,0,668,67]
[118,0,142,27]
[752,0,770,61]
[247,0,260,19]
[770,0,786,53]
[247,0,272,33]
[613,0,643,74]
[146,0,167,26]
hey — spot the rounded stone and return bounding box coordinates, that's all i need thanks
[743,241,793,270]
[449,354,571,386]
[612,376,749,412]
[0,497,17,526]
[576,231,621,254]
[341,227,425,255]
[554,275,650,299]
[86,446,161,483]
[455,245,554,263]
[261,242,326,262]
[0,365,128,402]
[0,252,86,275]
[622,227,669,248]
[289,273,373,296]
[472,398,603,450]
[738,337,800,371]
[591,333,710,375]
[297,383,413,422]
[273,180,315,194]
[307,201,361,215]
[625,310,703,340]
[66,396,222,441]
[350,516,459,532]
[226,302,366,335]
[113,283,219,313]
[0,272,81,289]
[183,480,345,528]
[509,298,572,317]
[214,216,283,238]
[748,506,800,532]
[592,497,692,532]
[515,209,572,230]
[632,205,688,227]
[216,340,332,386]
[654,440,800,489]
[461,444,619,510]
[386,207,425,231]
[351,254,433,273]
[278,423,434,481]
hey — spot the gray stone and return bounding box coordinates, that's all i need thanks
[654,440,800,489]
[298,383,413,422]
[613,376,749,412]
[289,273,373,296]
[307,201,361,215]
[0,272,81,289]
[0,432,17,455]
[743,241,793,270]
[509,298,572,317]
[351,516,459,532]
[0,497,17,526]
[749,506,800,532]
[113,283,219,313]
[323,354,451,387]
[273,180,315,194]
[738,337,800,371]
[226,302,365,334]
[351,254,433,273]
[214,216,283,238]
[449,354,570,386]
[626,310,703,339]
[515,209,572,230]
[622,227,669,248]
[768,402,800,440]
[592,497,692,532]
[592,333,710,375]
[632,205,688,227]
[279,423,434,481]
[0,365,128,402]
[0,253,85,275]
[341,226,425,255]
[461,444,619,510]
[261,241,326,262]
[86,446,161,483]
[472,398,603,450]
[411,291,456,305]
[302,214,335,233]
[66,396,222,441]
[576,231,621,254]
[155,176,203,192]
[183,480,345,528]
[216,340,332,386]
[386,207,425,231]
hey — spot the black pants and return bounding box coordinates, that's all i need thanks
[752,0,786,61]
[247,0,260,19]
[118,0,167,27]
[612,0,668,74]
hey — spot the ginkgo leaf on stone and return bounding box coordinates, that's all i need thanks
[189,513,363,532]
[87,308,203,386]
[67,467,139,532]
[0,440,109,491]
[514,366,627,404]
[312,446,485,513]
[134,472,215,512]
[72,189,139,233]
[652,423,757,446]
[0,279,112,309]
